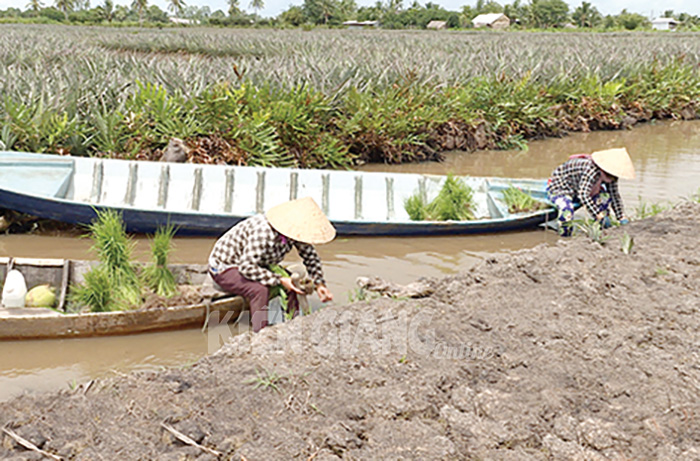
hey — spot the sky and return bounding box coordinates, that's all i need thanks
[4,0,700,20]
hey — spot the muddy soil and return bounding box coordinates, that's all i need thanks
[2,204,700,460]
[139,285,204,311]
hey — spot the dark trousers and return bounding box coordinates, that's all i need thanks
[212,267,298,332]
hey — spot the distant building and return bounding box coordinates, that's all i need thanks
[169,17,197,25]
[651,17,679,31]
[426,20,447,30]
[343,20,379,29]
[471,13,510,29]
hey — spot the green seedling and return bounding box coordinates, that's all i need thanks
[247,367,284,393]
[347,287,379,303]
[142,224,177,297]
[574,218,610,244]
[690,188,700,204]
[501,184,546,214]
[635,197,669,219]
[405,174,475,222]
[620,231,634,255]
[71,209,144,312]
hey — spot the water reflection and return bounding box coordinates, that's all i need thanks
[361,120,700,205]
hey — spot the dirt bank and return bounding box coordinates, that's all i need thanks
[2,204,700,460]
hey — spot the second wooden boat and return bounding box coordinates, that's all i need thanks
[0,257,246,341]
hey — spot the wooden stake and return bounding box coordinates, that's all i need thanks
[2,426,62,461]
[160,422,222,457]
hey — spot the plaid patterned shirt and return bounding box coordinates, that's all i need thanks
[548,157,625,219]
[208,214,326,287]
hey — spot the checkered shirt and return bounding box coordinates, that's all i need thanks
[548,157,625,219]
[208,214,326,287]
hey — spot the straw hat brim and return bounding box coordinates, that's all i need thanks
[591,147,636,180]
[266,197,336,245]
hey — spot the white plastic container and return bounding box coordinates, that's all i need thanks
[2,269,27,308]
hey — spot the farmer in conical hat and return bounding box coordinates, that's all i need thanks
[208,197,335,332]
[547,147,635,237]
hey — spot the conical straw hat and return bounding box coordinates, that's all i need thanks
[591,147,636,180]
[266,197,336,244]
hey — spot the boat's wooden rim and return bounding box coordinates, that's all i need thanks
[0,295,246,341]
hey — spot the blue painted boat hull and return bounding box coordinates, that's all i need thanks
[0,151,555,236]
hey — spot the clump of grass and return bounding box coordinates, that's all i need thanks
[88,208,141,304]
[501,185,546,214]
[70,265,121,312]
[635,197,669,219]
[405,175,475,221]
[70,209,142,312]
[142,224,177,297]
[87,209,136,274]
[431,175,476,221]
[247,367,284,393]
[405,194,429,221]
[347,287,380,303]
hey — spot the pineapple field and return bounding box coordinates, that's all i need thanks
[2,24,700,167]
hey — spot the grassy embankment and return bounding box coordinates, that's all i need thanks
[1,25,699,168]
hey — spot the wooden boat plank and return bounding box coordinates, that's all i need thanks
[0,296,245,340]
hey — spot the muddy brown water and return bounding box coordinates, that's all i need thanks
[1,120,699,402]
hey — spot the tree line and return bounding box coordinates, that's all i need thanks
[3,0,700,30]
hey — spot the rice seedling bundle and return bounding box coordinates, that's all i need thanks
[405,174,475,221]
[70,209,142,311]
[501,184,546,213]
[141,224,177,298]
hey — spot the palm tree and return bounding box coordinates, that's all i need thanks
[228,0,240,16]
[387,0,402,14]
[55,0,73,20]
[319,0,335,24]
[572,1,600,28]
[132,0,148,26]
[168,0,185,16]
[249,0,263,16]
[98,0,114,22]
[26,0,43,14]
[338,0,356,19]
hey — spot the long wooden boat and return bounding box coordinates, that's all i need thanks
[0,150,555,236]
[0,257,246,341]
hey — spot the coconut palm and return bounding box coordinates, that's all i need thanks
[132,0,148,26]
[249,0,263,15]
[387,0,402,14]
[26,0,44,13]
[55,0,73,20]
[228,0,240,16]
[168,0,186,16]
[98,0,114,21]
[318,0,335,23]
[572,1,601,28]
[338,0,356,18]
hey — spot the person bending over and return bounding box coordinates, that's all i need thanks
[547,147,635,237]
[208,197,335,332]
